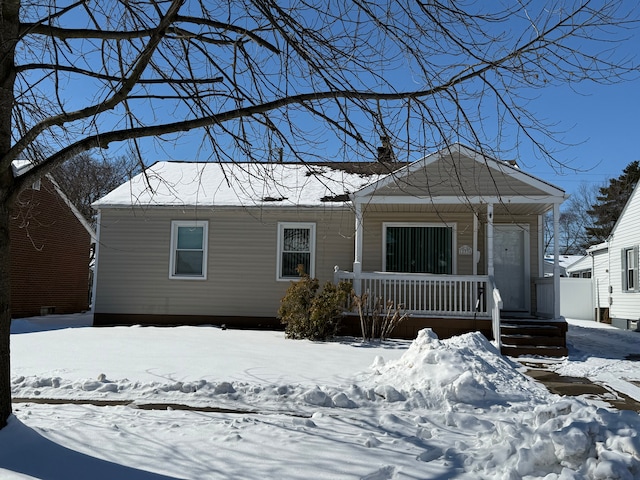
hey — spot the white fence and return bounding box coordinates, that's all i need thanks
[535,277,594,320]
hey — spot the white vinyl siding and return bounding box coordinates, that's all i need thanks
[170,220,208,279]
[277,222,316,280]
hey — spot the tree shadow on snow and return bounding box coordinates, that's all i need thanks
[10,312,94,335]
[0,415,183,480]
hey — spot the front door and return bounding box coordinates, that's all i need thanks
[493,224,530,313]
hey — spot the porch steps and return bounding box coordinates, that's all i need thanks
[500,319,568,358]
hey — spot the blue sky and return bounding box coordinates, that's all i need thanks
[522,75,640,197]
[73,2,638,201]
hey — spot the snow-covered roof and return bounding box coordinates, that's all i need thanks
[565,255,592,274]
[93,161,388,208]
[11,159,34,177]
[543,254,584,270]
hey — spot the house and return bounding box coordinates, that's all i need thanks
[92,144,568,354]
[543,254,583,277]
[578,182,640,331]
[10,162,95,318]
[565,254,593,278]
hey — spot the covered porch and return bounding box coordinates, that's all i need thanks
[334,145,568,352]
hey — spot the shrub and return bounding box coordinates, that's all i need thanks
[352,292,408,341]
[278,267,351,341]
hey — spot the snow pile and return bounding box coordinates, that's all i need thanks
[4,320,640,479]
[367,329,548,408]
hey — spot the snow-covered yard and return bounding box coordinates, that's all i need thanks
[1,314,640,479]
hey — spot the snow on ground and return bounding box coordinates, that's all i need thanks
[1,313,639,479]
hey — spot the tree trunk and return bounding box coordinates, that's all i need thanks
[0,204,10,428]
[0,0,20,429]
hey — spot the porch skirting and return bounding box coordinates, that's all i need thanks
[93,312,492,341]
[338,314,493,340]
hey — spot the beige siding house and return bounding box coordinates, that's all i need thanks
[93,144,568,350]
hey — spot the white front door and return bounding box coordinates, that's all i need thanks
[493,224,530,313]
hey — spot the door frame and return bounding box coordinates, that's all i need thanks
[490,223,531,314]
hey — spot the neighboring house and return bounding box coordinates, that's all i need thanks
[92,144,568,350]
[578,181,640,331]
[10,162,95,318]
[543,254,583,277]
[565,254,593,278]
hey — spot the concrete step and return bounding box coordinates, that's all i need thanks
[501,344,568,357]
[499,318,568,357]
[501,334,566,347]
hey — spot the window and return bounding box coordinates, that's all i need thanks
[623,247,638,292]
[384,223,455,274]
[277,223,315,280]
[170,221,208,279]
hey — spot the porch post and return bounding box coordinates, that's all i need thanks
[473,212,478,276]
[553,202,561,319]
[487,203,494,277]
[353,199,363,295]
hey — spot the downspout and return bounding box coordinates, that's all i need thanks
[90,209,101,313]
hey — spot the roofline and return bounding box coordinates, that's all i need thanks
[47,175,97,243]
[353,143,567,199]
[605,179,640,242]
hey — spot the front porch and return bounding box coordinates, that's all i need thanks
[334,269,567,356]
[332,144,569,356]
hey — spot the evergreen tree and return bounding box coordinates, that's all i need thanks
[586,161,640,244]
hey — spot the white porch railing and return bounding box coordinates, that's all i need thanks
[489,276,503,350]
[334,268,491,318]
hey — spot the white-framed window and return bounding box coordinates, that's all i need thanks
[383,222,456,274]
[277,222,316,280]
[169,220,208,280]
[623,246,638,292]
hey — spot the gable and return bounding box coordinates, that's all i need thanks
[608,181,640,248]
[356,144,564,201]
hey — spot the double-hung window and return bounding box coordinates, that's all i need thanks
[277,222,315,280]
[384,223,455,274]
[623,247,638,292]
[170,221,208,279]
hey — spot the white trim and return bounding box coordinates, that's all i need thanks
[356,195,565,205]
[382,222,458,274]
[169,220,209,280]
[276,222,316,281]
[48,175,97,243]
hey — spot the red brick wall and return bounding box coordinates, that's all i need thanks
[9,178,92,318]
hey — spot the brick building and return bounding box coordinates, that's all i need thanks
[10,174,94,318]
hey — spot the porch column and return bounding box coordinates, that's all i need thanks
[353,199,363,295]
[473,212,478,276]
[553,202,561,319]
[487,203,494,278]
